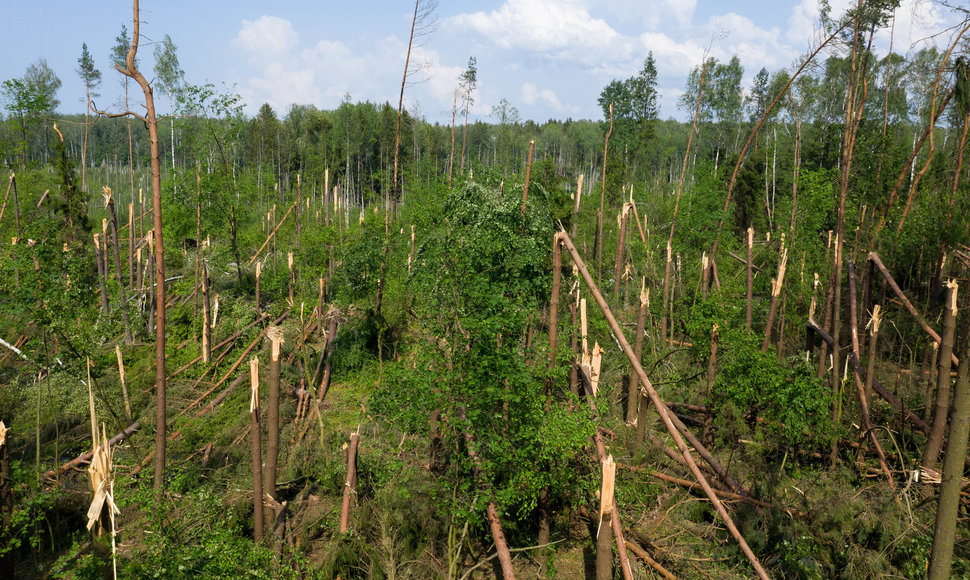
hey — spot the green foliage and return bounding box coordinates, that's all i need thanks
[685,298,833,449]
[120,475,288,579]
[373,179,591,532]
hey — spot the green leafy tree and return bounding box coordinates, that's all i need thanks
[1,79,50,166]
[76,42,101,192]
[748,67,770,123]
[153,34,185,170]
[458,56,477,171]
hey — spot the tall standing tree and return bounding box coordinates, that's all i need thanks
[392,0,437,211]
[76,43,101,193]
[1,78,51,167]
[108,0,167,496]
[112,26,138,209]
[599,53,660,153]
[2,59,60,165]
[458,56,477,172]
[629,52,659,142]
[153,34,184,171]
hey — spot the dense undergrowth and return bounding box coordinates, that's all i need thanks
[0,140,967,579]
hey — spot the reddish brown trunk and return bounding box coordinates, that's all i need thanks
[339,432,360,534]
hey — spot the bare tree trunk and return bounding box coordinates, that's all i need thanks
[703,324,719,446]
[923,281,958,470]
[201,264,211,363]
[629,282,647,426]
[595,104,612,281]
[295,174,302,247]
[928,327,970,579]
[847,261,894,485]
[762,245,788,352]
[105,190,133,344]
[250,357,264,543]
[93,234,111,314]
[339,432,360,534]
[0,422,11,579]
[129,202,135,290]
[287,253,295,305]
[266,327,283,506]
[521,140,534,224]
[612,205,628,304]
[596,511,613,580]
[746,227,754,330]
[865,305,882,404]
[448,92,457,186]
[115,345,133,424]
[560,230,768,579]
[118,0,167,495]
[255,262,261,314]
[539,234,563,551]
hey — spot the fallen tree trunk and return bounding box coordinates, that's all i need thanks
[559,230,769,580]
[869,252,958,367]
[43,422,140,482]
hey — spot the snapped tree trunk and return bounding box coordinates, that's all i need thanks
[266,326,284,506]
[250,357,264,543]
[339,431,360,534]
[923,281,958,470]
[928,327,970,579]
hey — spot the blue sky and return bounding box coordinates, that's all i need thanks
[0,1,960,124]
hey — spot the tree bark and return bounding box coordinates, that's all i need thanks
[250,357,264,543]
[539,234,563,550]
[266,327,283,505]
[201,264,212,363]
[117,0,167,495]
[761,246,787,352]
[612,205,628,304]
[105,190,133,344]
[847,261,894,486]
[93,234,111,314]
[630,283,647,426]
[339,432,360,534]
[746,227,754,330]
[596,511,613,580]
[560,230,768,579]
[923,281,958,470]
[0,423,12,579]
[595,104,612,281]
[928,328,970,579]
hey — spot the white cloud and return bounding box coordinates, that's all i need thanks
[232,16,299,67]
[707,13,792,70]
[447,0,633,67]
[600,0,697,29]
[640,32,705,75]
[230,16,460,116]
[521,82,564,111]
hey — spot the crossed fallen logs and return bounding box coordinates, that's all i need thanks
[557,230,770,580]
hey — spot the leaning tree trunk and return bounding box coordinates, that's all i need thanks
[116,0,167,495]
